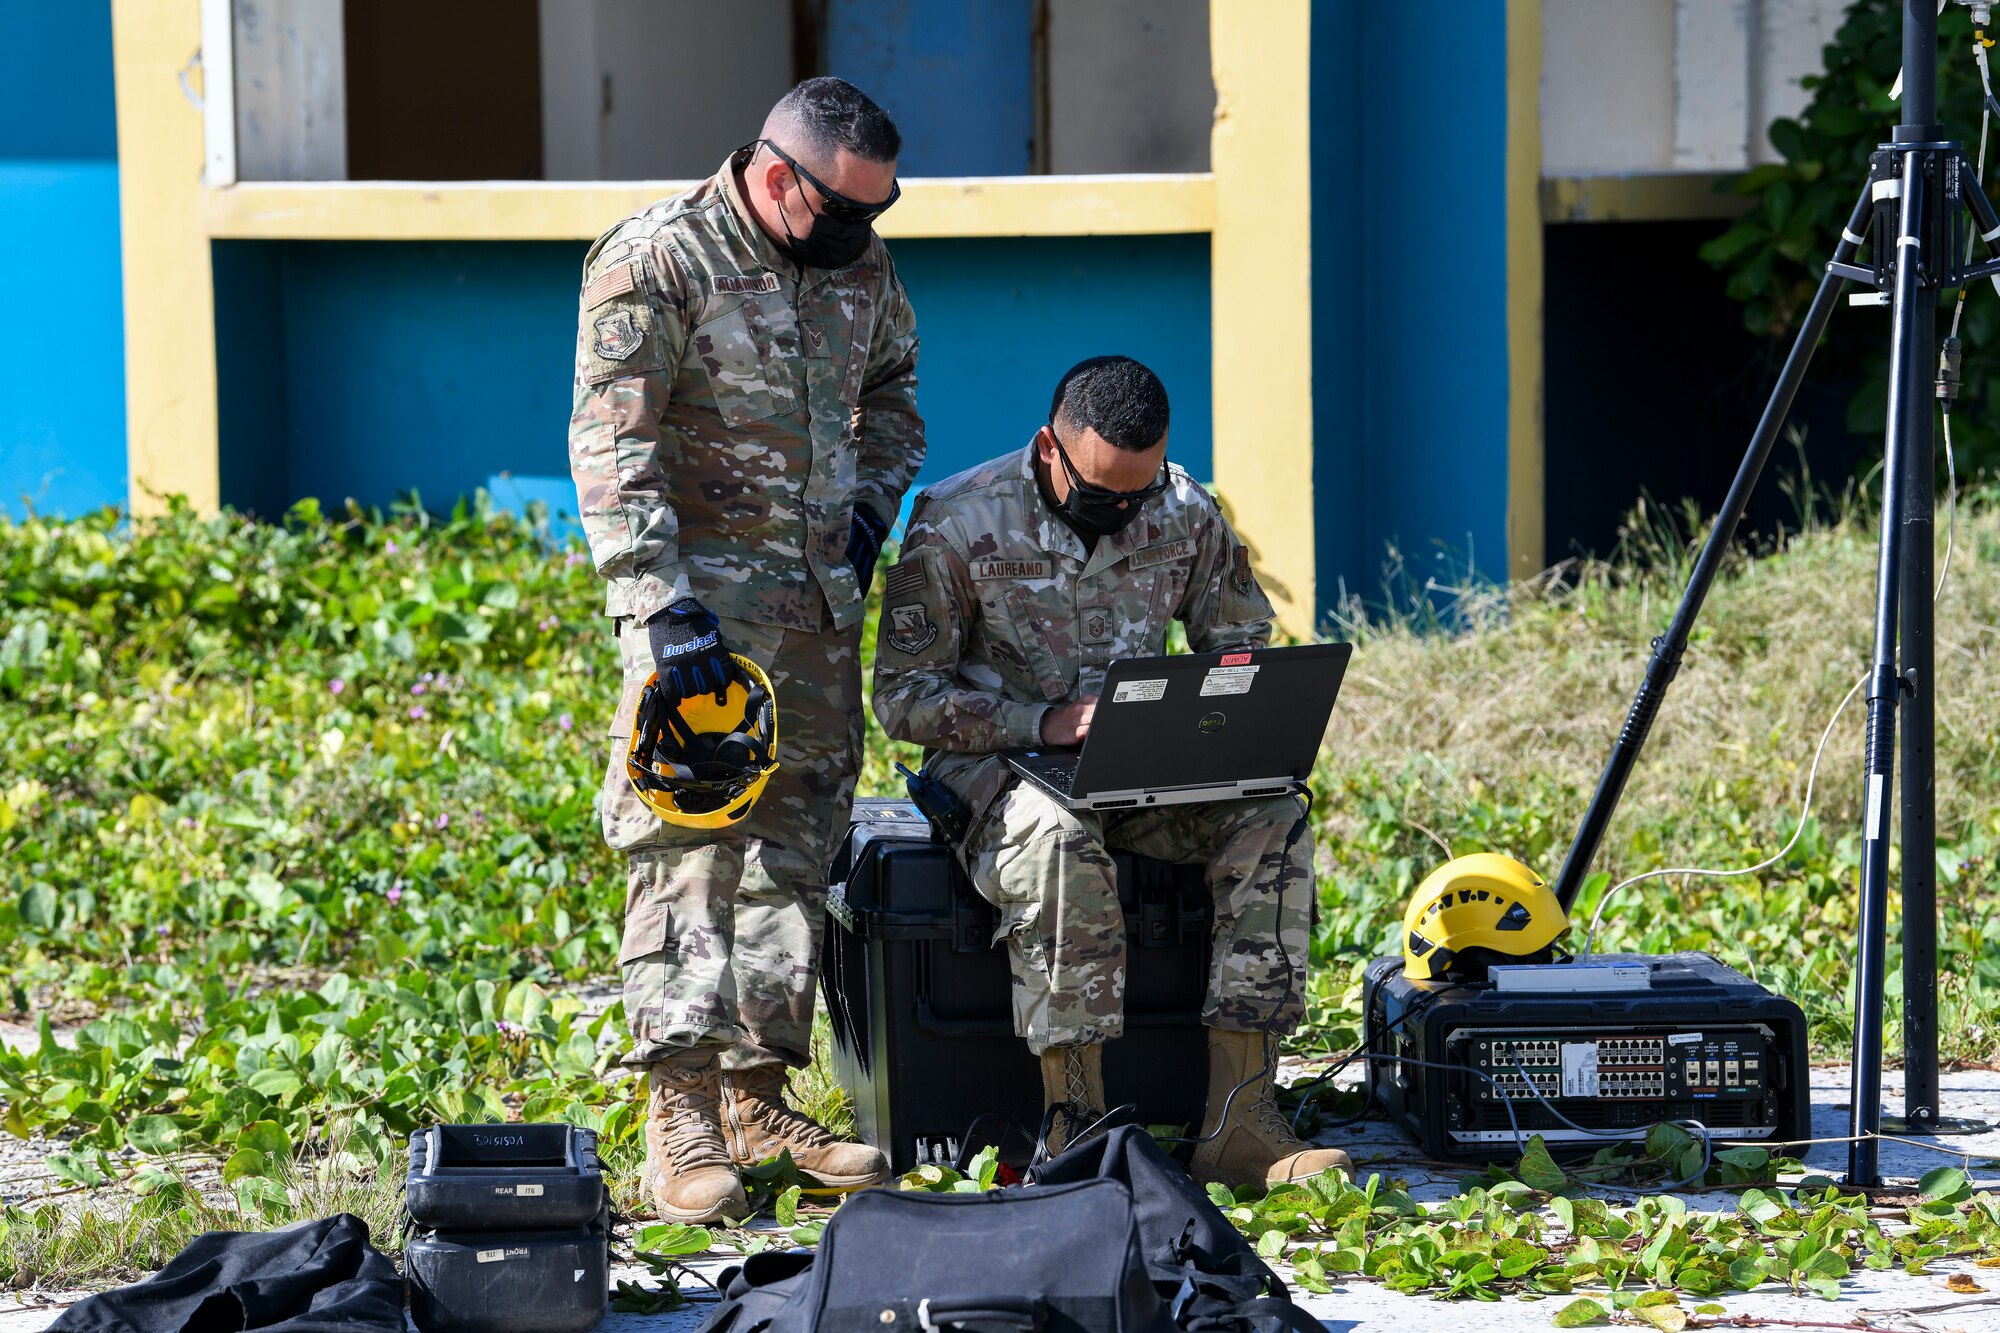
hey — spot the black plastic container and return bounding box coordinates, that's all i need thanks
[404,1227,609,1333]
[406,1123,606,1231]
[820,799,1215,1171]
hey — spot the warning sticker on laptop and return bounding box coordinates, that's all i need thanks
[1199,665,1259,697]
[1112,677,1168,703]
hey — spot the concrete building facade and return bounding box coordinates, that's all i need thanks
[1,0,1878,632]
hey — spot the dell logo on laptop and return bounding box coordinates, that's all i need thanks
[1197,712,1226,734]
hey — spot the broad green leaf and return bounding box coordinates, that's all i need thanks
[125,1114,182,1155]
[19,884,55,929]
[248,1068,304,1099]
[1517,1136,1567,1192]
[237,1119,293,1158]
[222,1147,274,1184]
[1737,1188,1784,1225]
[1551,1297,1608,1327]
[1918,1166,1972,1203]
[634,1223,712,1258]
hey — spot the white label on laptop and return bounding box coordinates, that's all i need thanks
[1112,677,1168,703]
[1199,665,1259,697]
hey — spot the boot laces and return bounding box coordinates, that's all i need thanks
[654,1070,732,1172]
[1250,1090,1303,1148]
[1063,1047,1102,1120]
[740,1075,837,1149]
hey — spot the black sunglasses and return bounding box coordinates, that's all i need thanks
[1046,423,1170,504]
[751,139,901,223]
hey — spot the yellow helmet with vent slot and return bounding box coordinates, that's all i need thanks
[1402,853,1568,980]
[624,654,779,830]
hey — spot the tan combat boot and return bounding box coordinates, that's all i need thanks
[642,1048,750,1223]
[1188,1028,1352,1191]
[1036,1043,1108,1157]
[719,1065,889,1191]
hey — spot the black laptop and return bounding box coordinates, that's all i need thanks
[1002,642,1352,811]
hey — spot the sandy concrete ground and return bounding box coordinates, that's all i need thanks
[5,1066,2000,1332]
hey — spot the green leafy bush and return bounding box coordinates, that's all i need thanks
[5,487,2000,1202]
[1702,0,2000,470]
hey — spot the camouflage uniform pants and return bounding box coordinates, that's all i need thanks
[602,612,862,1072]
[960,772,1314,1054]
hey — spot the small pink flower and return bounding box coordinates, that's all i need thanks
[387,884,404,904]
[496,1020,518,1035]
[329,679,345,695]
[435,813,450,830]
[422,672,435,683]
[409,704,426,720]
[156,924,170,936]
[538,616,559,632]
[565,552,585,568]
[558,713,573,731]
[385,540,398,555]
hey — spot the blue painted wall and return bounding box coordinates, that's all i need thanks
[826,0,1034,175]
[0,1,124,519]
[213,235,1212,528]
[1311,7,1514,616]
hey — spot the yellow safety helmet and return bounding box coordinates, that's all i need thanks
[1402,853,1568,981]
[624,654,780,830]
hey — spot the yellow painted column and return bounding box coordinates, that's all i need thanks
[1209,0,1314,637]
[113,1,220,516]
[1506,0,1546,581]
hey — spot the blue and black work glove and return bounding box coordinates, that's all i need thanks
[847,505,890,592]
[646,598,739,704]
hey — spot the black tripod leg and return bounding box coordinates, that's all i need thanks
[1897,343,1937,1133]
[1548,184,1876,912]
[1849,145,1931,1188]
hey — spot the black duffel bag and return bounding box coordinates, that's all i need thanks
[696,1127,1322,1333]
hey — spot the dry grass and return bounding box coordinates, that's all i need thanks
[1317,485,2000,861]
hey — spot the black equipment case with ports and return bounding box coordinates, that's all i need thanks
[820,799,1215,1173]
[1362,952,1811,1163]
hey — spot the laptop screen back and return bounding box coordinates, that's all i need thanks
[1068,643,1351,795]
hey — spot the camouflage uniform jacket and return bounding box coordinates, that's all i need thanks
[568,149,924,630]
[872,445,1277,768]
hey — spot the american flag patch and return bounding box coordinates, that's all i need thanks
[584,263,637,309]
[884,558,927,599]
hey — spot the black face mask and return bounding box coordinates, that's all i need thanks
[777,200,874,270]
[1043,425,1169,541]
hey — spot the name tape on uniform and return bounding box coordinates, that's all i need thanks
[972,558,1050,581]
[1199,664,1259,697]
[1112,678,1168,704]
[713,273,780,295]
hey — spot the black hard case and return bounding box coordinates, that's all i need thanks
[405,1123,607,1231]
[1361,951,1812,1162]
[404,1228,609,1333]
[820,799,1214,1172]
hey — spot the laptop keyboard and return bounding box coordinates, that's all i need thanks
[1037,756,1080,794]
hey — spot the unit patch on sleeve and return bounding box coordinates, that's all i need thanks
[593,309,644,361]
[971,557,1051,581]
[886,603,939,654]
[1231,544,1254,594]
